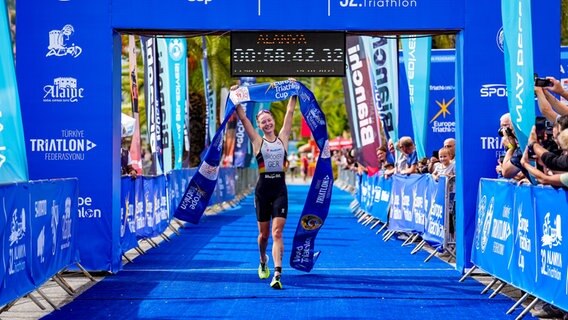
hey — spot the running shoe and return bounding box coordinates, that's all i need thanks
[258,254,270,279]
[270,274,282,289]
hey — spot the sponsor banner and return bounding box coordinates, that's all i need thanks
[0,180,78,306]
[365,36,400,145]
[202,37,216,147]
[344,35,383,169]
[502,0,535,152]
[471,179,515,281]
[128,36,142,174]
[157,39,173,173]
[166,38,187,170]
[398,49,456,156]
[369,174,392,223]
[141,36,164,175]
[120,177,138,254]
[388,173,429,233]
[422,176,446,248]
[0,2,28,183]
[471,179,568,310]
[401,35,432,159]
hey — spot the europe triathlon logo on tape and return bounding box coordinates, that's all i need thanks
[300,214,323,231]
[43,77,85,103]
[46,24,82,58]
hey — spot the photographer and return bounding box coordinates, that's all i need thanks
[522,128,568,188]
[528,115,568,172]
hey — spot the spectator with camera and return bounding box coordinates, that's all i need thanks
[534,76,568,121]
[527,115,568,173]
[522,128,568,188]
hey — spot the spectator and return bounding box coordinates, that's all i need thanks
[121,139,137,179]
[395,136,418,175]
[432,147,455,181]
[529,115,568,173]
[287,152,299,181]
[443,138,456,161]
[521,128,568,188]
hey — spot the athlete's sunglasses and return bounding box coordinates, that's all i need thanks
[256,109,272,118]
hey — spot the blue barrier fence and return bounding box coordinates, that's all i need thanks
[473,179,568,311]
[0,179,79,307]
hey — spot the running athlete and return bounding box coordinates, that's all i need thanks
[233,84,297,290]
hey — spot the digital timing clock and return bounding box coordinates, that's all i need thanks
[231,31,346,77]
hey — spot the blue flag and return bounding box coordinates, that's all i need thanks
[502,0,535,152]
[401,36,432,159]
[175,80,333,272]
[0,2,28,182]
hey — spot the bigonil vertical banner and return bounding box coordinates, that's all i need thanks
[502,0,535,152]
[166,38,187,170]
[401,35,432,159]
[0,1,28,183]
[128,35,142,174]
[157,39,172,173]
[141,36,163,175]
[365,36,399,146]
[344,35,383,169]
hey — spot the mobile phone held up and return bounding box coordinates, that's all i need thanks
[534,73,553,87]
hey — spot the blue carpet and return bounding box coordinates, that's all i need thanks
[43,185,535,320]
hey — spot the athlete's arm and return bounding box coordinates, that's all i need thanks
[235,104,262,152]
[278,95,297,148]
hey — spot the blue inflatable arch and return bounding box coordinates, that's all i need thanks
[15,0,560,272]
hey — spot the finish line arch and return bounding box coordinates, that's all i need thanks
[15,0,560,272]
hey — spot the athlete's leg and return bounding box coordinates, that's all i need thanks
[271,217,286,274]
[258,220,270,262]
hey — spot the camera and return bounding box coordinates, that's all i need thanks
[535,115,560,154]
[534,73,553,87]
[498,126,514,138]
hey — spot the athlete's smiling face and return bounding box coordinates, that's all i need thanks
[256,111,275,135]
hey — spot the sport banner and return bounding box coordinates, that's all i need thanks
[0,1,28,183]
[369,174,392,223]
[471,179,515,281]
[166,38,187,170]
[532,186,568,308]
[502,0,535,152]
[175,80,333,272]
[141,36,164,175]
[344,35,383,169]
[157,39,173,173]
[401,35,432,159]
[120,177,138,254]
[202,36,216,147]
[422,176,446,248]
[387,174,429,234]
[364,36,399,148]
[128,35,142,174]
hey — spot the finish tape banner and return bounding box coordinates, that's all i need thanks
[174,80,333,272]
